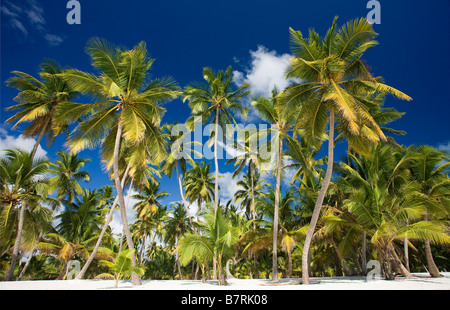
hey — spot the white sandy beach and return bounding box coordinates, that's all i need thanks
[0,273,449,290]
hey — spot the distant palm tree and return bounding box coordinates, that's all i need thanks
[165,202,192,279]
[183,66,250,212]
[60,38,180,285]
[132,181,170,220]
[0,149,56,281]
[5,60,77,160]
[283,17,412,284]
[234,167,268,224]
[183,161,215,221]
[161,123,203,230]
[47,150,90,203]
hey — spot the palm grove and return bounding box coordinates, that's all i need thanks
[1,18,449,285]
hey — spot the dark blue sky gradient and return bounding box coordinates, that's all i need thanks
[1,0,449,206]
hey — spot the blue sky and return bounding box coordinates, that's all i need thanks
[1,0,449,230]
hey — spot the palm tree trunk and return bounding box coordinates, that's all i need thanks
[113,120,141,286]
[30,115,51,161]
[139,235,147,264]
[214,106,220,211]
[302,110,335,285]
[176,163,194,230]
[177,250,182,280]
[423,213,442,277]
[389,243,412,278]
[362,230,367,275]
[272,138,283,282]
[404,219,410,272]
[6,203,26,281]
[76,163,131,279]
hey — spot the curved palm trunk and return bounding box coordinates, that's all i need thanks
[272,138,283,282]
[362,230,367,275]
[113,120,141,286]
[302,110,335,285]
[424,213,442,277]
[76,164,131,279]
[6,203,26,281]
[30,115,52,161]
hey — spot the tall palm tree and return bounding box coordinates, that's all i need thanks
[183,161,215,221]
[251,87,296,282]
[183,66,250,212]
[59,38,180,285]
[47,150,90,203]
[5,60,77,160]
[0,149,56,281]
[283,17,412,284]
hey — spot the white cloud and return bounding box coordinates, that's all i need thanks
[218,171,244,204]
[437,141,450,153]
[232,45,299,122]
[0,128,47,159]
[233,45,298,98]
[44,33,64,46]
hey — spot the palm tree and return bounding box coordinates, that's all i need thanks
[283,17,412,284]
[410,146,450,277]
[183,161,215,221]
[179,206,240,285]
[251,87,296,282]
[183,66,250,212]
[47,150,90,203]
[164,202,192,279]
[5,60,77,160]
[241,187,308,279]
[161,123,203,230]
[56,188,106,246]
[132,181,170,220]
[59,38,180,285]
[339,144,450,279]
[97,249,144,288]
[234,167,268,224]
[0,149,56,281]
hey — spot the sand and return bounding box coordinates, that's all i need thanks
[0,273,449,290]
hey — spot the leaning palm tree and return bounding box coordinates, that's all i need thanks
[47,150,90,203]
[183,66,250,212]
[5,60,77,160]
[283,17,412,284]
[0,149,56,281]
[59,38,180,285]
